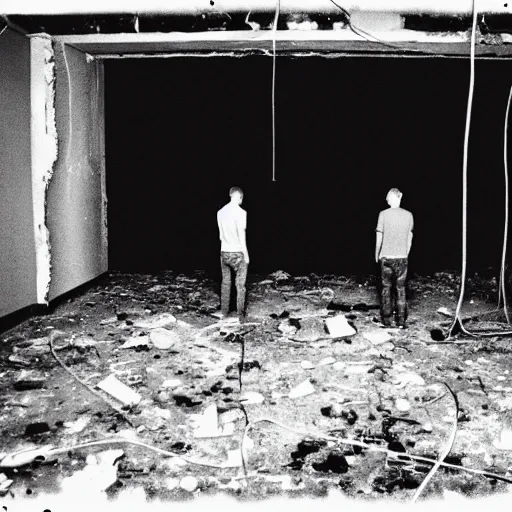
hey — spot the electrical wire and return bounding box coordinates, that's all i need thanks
[272,0,280,182]
[0,24,7,38]
[446,0,512,339]
[499,85,512,324]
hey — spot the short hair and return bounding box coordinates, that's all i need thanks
[229,186,243,197]
[387,188,402,200]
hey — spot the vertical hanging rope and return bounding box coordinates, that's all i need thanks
[272,0,280,182]
[447,0,477,338]
[500,86,512,324]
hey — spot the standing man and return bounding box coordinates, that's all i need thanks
[375,188,414,329]
[216,187,249,322]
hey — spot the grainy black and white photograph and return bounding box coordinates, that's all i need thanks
[2,1,512,511]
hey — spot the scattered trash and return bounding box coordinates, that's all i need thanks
[120,336,150,350]
[465,360,473,366]
[345,364,373,374]
[240,392,265,405]
[395,398,411,412]
[321,404,343,418]
[161,379,183,389]
[8,354,32,367]
[150,328,179,350]
[191,403,235,438]
[61,449,124,495]
[258,280,274,286]
[362,330,392,345]
[13,370,46,391]
[325,315,356,338]
[289,379,315,398]
[97,374,142,406]
[301,361,315,370]
[333,362,346,371]
[278,321,297,336]
[133,313,176,329]
[319,357,336,366]
[291,317,327,342]
[312,453,349,474]
[0,473,13,494]
[422,422,433,433]
[64,417,90,434]
[225,437,255,468]
[180,476,199,492]
[140,406,172,430]
[166,477,180,490]
[493,428,512,450]
[437,307,453,317]
[393,372,426,388]
[72,336,98,350]
[269,270,291,281]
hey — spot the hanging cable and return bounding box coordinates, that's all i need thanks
[499,86,512,324]
[446,1,512,339]
[271,0,280,182]
[447,0,477,338]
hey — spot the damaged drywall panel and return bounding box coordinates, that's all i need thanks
[30,36,58,305]
[0,28,38,318]
[46,43,107,301]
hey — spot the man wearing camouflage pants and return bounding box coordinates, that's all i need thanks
[216,187,249,322]
[375,188,414,329]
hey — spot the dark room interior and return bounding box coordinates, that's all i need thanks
[106,56,512,278]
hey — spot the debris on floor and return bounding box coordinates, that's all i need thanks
[96,374,142,406]
[0,269,509,502]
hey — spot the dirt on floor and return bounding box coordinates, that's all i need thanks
[1,269,512,509]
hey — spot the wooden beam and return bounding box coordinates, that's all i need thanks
[53,30,512,58]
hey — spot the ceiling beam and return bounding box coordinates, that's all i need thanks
[3,0,512,15]
[53,30,512,58]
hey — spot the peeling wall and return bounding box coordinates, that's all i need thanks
[47,43,107,301]
[30,36,58,305]
[0,28,38,317]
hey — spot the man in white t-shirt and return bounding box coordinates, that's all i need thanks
[375,188,414,329]
[216,187,249,321]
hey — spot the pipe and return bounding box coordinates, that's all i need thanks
[2,0,511,15]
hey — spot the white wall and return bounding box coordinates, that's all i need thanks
[47,44,107,301]
[0,28,38,317]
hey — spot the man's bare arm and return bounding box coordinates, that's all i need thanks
[407,231,413,256]
[375,232,383,263]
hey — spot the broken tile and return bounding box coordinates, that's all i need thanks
[150,328,179,350]
[120,336,150,350]
[289,379,315,398]
[161,379,183,389]
[13,370,46,391]
[325,315,356,338]
[240,392,265,405]
[291,317,326,342]
[97,374,141,406]
[318,357,336,366]
[395,398,411,412]
[493,428,512,450]
[133,313,176,329]
[64,417,90,434]
[393,372,426,388]
[192,403,233,438]
[362,329,392,345]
